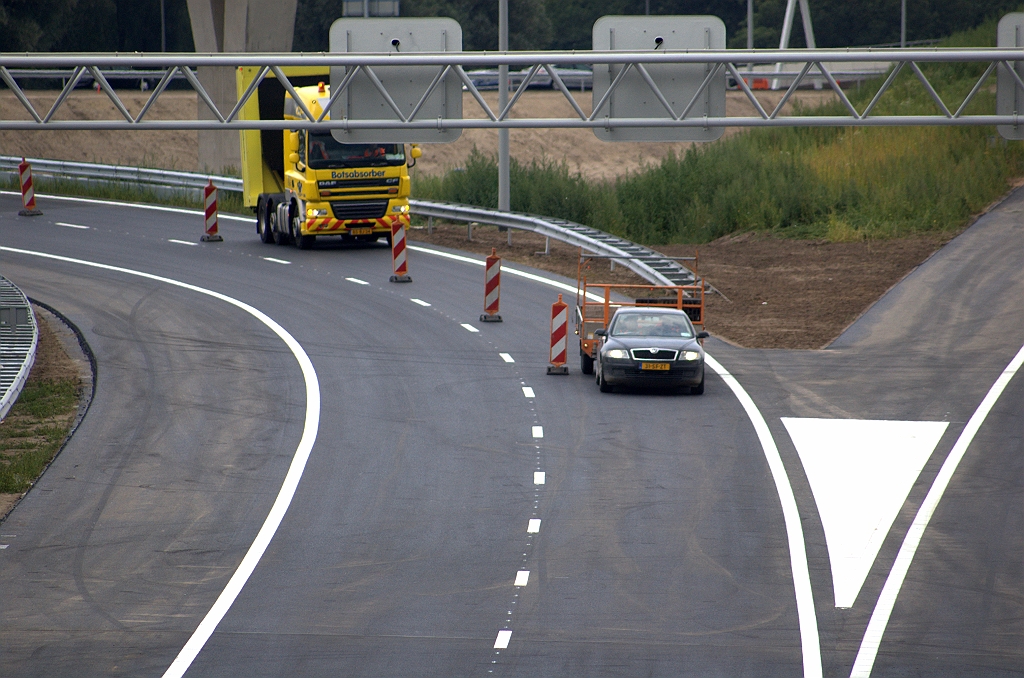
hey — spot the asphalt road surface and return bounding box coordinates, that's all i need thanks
[0,188,1022,678]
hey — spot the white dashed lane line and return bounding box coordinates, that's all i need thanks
[461,323,479,333]
[345,277,370,285]
[527,519,541,533]
[534,472,545,484]
[55,222,89,230]
[168,239,198,246]
[499,353,515,363]
[410,298,431,307]
[262,257,291,265]
[522,387,535,398]
[494,630,512,649]
[532,425,543,438]
[514,571,530,587]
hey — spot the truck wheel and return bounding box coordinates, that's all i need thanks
[297,234,315,249]
[580,351,594,375]
[257,200,274,244]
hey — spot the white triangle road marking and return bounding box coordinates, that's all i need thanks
[782,418,948,609]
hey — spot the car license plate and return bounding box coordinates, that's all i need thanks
[641,362,671,371]
[350,227,373,235]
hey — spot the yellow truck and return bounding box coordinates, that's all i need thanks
[237,67,420,249]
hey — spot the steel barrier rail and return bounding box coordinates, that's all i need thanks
[0,156,241,195]
[0,157,699,287]
[2,48,1023,131]
[0,277,38,423]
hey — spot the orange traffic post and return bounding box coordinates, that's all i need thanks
[200,180,223,242]
[389,219,412,282]
[17,158,42,217]
[547,293,569,375]
[480,247,503,322]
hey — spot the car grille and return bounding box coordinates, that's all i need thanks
[630,348,679,361]
[331,200,389,220]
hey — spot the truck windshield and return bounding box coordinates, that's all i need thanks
[306,134,405,169]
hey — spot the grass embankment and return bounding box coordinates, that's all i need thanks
[0,311,83,498]
[414,18,1024,244]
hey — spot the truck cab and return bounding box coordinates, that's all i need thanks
[237,69,420,249]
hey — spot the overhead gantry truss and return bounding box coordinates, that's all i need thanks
[2,49,1024,133]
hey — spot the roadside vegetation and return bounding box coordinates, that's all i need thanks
[0,313,82,498]
[414,17,1024,244]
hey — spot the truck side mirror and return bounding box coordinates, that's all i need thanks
[288,152,299,165]
[288,132,299,152]
[410,145,422,159]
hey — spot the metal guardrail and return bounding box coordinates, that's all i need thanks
[1,157,701,288]
[0,156,240,198]
[0,277,38,423]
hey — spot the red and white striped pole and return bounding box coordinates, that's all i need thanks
[547,294,569,375]
[480,247,503,322]
[389,219,412,282]
[17,158,42,217]
[200,180,223,242]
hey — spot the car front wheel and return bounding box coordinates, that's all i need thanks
[690,372,705,395]
[597,361,612,393]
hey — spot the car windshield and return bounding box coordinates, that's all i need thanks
[609,313,694,338]
[307,135,405,169]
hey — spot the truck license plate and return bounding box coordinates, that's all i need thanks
[350,227,373,235]
[641,362,671,371]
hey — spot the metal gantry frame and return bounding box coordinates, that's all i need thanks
[1,49,1024,132]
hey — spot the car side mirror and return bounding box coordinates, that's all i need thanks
[696,331,709,339]
[594,329,607,337]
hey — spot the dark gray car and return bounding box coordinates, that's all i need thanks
[594,307,709,394]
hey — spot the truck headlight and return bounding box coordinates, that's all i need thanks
[605,349,629,359]
[306,208,328,217]
[679,350,701,361]
[392,204,409,213]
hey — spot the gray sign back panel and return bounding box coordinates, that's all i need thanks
[997,13,1024,140]
[592,16,726,142]
[329,17,462,143]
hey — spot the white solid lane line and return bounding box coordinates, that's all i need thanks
[499,353,515,363]
[522,387,535,398]
[461,323,479,333]
[494,630,512,649]
[850,341,1024,678]
[704,354,822,678]
[55,222,89,229]
[410,298,431,306]
[532,425,543,438]
[167,239,198,246]
[262,257,291,265]
[345,277,370,285]
[514,571,530,587]
[527,519,541,533]
[534,471,545,485]
[4,190,254,222]
[0,246,322,678]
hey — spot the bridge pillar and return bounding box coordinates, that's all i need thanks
[186,0,297,173]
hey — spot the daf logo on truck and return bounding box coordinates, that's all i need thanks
[239,71,422,249]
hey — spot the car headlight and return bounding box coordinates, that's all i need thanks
[679,350,701,362]
[604,349,629,359]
